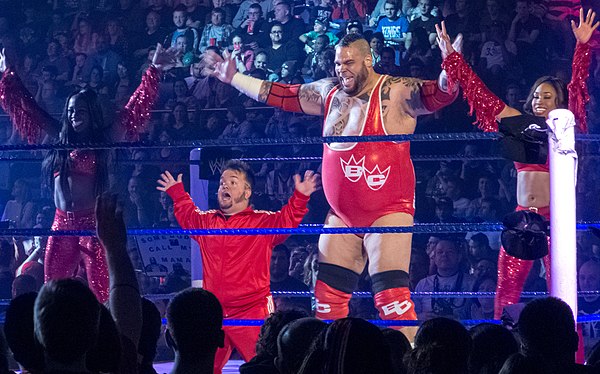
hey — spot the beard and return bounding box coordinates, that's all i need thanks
[218,192,247,211]
[339,62,369,96]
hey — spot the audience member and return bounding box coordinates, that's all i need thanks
[579,259,600,354]
[517,297,591,373]
[375,0,409,48]
[414,237,474,320]
[298,318,393,374]
[272,1,306,43]
[469,275,497,319]
[165,5,200,53]
[405,0,439,49]
[382,328,411,374]
[199,8,235,52]
[374,46,402,76]
[4,292,44,373]
[265,22,305,73]
[275,317,327,374]
[405,317,472,374]
[11,274,37,298]
[166,288,225,374]
[468,323,518,374]
[138,297,162,374]
[34,279,101,373]
[240,309,308,374]
[270,244,311,312]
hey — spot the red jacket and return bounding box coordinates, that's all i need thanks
[167,183,309,311]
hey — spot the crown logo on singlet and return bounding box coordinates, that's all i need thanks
[340,155,391,191]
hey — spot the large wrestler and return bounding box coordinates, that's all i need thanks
[205,33,459,325]
[436,9,598,318]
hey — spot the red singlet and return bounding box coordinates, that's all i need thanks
[321,75,415,228]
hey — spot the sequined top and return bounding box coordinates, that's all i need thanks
[53,150,97,177]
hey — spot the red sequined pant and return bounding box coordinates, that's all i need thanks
[494,205,551,319]
[44,208,109,303]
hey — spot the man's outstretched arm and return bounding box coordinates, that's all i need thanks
[203,50,337,116]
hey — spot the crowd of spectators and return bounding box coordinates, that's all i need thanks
[1,0,600,369]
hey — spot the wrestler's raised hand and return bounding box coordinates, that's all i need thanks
[294,170,321,196]
[157,170,183,192]
[0,48,6,73]
[202,49,237,84]
[435,21,463,59]
[151,43,179,72]
[95,192,126,251]
[572,8,599,45]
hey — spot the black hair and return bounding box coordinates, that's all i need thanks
[173,4,188,13]
[273,244,291,258]
[4,292,44,372]
[249,3,263,12]
[523,76,567,116]
[223,159,255,191]
[41,88,110,200]
[34,279,101,365]
[167,288,223,357]
[256,309,308,357]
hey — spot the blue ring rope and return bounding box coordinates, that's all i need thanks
[3,222,599,237]
[140,290,600,301]
[7,132,600,153]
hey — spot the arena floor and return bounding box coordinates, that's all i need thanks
[153,360,244,373]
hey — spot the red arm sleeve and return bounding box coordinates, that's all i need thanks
[441,52,506,132]
[120,65,161,141]
[270,189,310,245]
[0,68,59,143]
[166,182,207,230]
[420,80,459,113]
[567,42,591,133]
[265,82,304,113]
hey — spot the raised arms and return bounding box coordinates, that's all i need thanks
[203,50,337,116]
[568,8,598,133]
[119,44,178,140]
[0,48,60,142]
[436,22,516,131]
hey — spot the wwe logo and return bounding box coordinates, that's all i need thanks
[340,155,391,190]
[209,158,226,175]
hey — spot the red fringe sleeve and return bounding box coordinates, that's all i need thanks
[0,68,57,143]
[567,42,591,133]
[120,65,160,141]
[441,52,506,133]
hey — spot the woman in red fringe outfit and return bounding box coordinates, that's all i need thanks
[0,45,177,302]
[436,8,598,318]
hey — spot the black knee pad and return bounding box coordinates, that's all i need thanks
[317,263,360,294]
[371,270,410,294]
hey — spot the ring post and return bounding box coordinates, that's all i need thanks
[546,109,578,318]
[190,148,208,287]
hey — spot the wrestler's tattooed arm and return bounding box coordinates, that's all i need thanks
[298,78,338,116]
[380,76,426,119]
[255,78,338,116]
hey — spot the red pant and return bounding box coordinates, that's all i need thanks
[494,205,551,319]
[44,208,109,303]
[213,295,274,374]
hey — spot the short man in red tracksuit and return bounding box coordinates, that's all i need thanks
[157,160,319,373]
